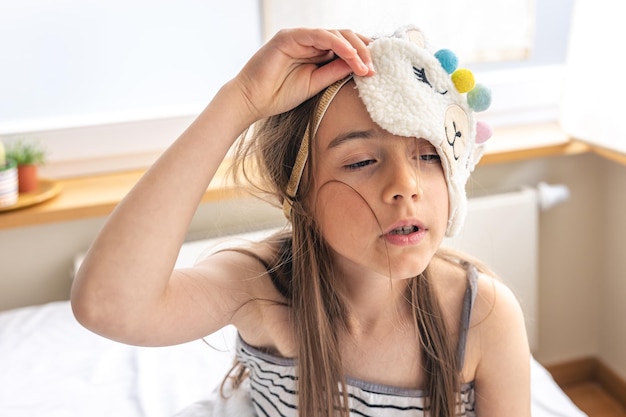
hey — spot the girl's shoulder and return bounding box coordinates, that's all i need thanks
[428,253,528,378]
[429,251,523,332]
[470,270,525,333]
[191,234,294,349]
[459,261,529,383]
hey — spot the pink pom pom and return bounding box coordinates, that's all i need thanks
[475,121,492,144]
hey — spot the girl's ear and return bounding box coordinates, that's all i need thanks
[405,28,425,48]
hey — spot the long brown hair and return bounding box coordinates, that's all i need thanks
[227,89,464,416]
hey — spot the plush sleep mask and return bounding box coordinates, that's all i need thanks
[284,25,492,237]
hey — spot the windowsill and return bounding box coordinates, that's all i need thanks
[0,161,244,230]
[0,121,620,231]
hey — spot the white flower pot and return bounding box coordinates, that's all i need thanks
[0,159,18,207]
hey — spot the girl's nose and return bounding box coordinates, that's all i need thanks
[382,159,423,203]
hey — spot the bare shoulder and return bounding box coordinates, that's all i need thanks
[470,273,526,334]
[469,272,531,415]
[428,255,526,335]
[428,256,474,330]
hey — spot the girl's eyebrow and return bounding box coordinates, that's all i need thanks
[327,129,378,149]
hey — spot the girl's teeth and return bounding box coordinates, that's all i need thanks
[390,226,418,235]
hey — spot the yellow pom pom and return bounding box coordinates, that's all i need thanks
[451,69,475,93]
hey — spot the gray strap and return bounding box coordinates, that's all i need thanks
[456,262,478,370]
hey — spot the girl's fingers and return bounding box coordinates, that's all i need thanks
[304,29,373,93]
[234,28,374,119]
[307,58,353,94]
[286,28,372,76]
[330,29,373,76]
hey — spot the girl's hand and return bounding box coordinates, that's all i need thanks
[232,28,373,122]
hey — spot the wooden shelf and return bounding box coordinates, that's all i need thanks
[1,121,622,231]
[0,162,243,230]
[479,121,587,164]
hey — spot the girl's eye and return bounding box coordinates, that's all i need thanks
[420,153,441,163]
[345,159,376,170]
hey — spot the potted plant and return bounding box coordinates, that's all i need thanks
[0,139,19,206]
[5,139,47,193]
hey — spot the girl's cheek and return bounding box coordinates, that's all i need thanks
[314,180,380,233]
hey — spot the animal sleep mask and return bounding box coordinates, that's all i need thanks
[284,25,492,237]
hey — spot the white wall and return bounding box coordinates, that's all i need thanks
[471,154,604,366]
[0,197,284,311]
[471,154,626,383]
[600,162,626,380]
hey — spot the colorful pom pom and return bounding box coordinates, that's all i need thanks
[451,69,475,93]
[435,49,458,74]
[467,84,492,112]
[475,121,493,144]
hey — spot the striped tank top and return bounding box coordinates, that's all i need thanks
[235,263,479,417]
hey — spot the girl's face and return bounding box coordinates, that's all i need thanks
[309,82,449,281]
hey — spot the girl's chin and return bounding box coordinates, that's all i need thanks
[386,268,428,280]
[366,261,429,280]
[377,254,432,278]
[328,243,434,279]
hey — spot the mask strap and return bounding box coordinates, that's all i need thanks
[282,76,352,219]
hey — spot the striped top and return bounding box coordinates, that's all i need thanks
[235,264,479,417]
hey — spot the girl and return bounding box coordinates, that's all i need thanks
[71,26,530,416]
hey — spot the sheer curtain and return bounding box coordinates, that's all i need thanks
[560,0,626,153]
[261,0,534,63]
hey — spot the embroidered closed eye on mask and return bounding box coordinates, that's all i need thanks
[284,25,492,237]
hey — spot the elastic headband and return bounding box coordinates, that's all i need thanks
[282,76,353,219]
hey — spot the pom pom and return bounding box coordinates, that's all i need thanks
[475,121,493,144]
[467,84,492,112]
[451,68,475,93]
[434,49,458,74]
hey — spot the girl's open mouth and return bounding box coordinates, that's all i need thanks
[388,225,420,235]
[383,224,426,246]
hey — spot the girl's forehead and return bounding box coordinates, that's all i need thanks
[315,81,379,147]
[315,82,434,150]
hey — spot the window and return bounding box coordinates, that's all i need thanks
[262,0,574,130]
[262,0,535,63]
[560,0,626,154]
[0,0,575,177]
[0,0,261,176]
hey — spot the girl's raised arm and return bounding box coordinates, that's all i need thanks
[70,29,372,346]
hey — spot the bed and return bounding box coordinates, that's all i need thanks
[0,230,588,416]
[0,300,589,417]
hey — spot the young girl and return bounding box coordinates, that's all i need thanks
[71,25,531,416]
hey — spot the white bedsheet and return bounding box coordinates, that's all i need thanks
[0,301,587,417]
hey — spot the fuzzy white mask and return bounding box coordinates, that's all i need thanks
[353,26,492,236]
[283,25,492,237]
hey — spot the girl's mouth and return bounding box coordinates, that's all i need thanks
[383,223,426,246]
[388,225,420,235]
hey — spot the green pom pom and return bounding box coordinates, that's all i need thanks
[451,69,475,93]
[467,84,492,112]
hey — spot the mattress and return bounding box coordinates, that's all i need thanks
[0,300,587,416]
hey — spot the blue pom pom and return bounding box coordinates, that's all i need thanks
[467,84,492,112]
[434,49,458,74]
